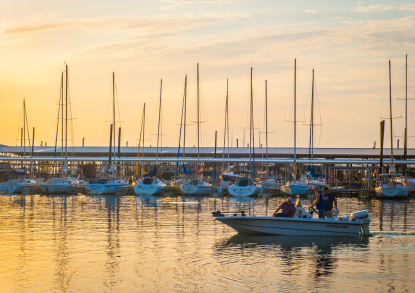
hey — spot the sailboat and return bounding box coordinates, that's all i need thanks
[40,65,79,194]
[375,60,409,199]
[219,79,241,189]
[86,72,128,195]
[171,75,192,188]
[261,79,282,189]
[181,64,213,195]
[2,99,37,194]
[305,69,326,187]
[228,68,262,197]
[134,80,166,195]
[281,60,317,195]
[396,54,415,192]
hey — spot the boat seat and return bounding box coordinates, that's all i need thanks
[294,207,312,219]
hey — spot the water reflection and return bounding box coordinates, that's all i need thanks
[215,234,368,279]
[0,194,414,292]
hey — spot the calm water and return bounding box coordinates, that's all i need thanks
[0,194,414,292]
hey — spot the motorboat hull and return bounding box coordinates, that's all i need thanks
[228,185,261,197]
[134,184,165,195]
[216,216,366,236]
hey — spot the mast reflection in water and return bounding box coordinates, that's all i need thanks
[0,195,414,292]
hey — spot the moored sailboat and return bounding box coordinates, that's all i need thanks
[41,64,80,194]
[134,80,166,195]
[181,64,213,195]
[374,60,409,199]
[228,68,262,197]
[86,72,128,195]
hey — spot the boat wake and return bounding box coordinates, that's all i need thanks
[369,231,415,237]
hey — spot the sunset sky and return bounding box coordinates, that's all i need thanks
[1,0,415,150]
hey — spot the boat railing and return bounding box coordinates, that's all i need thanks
[212,210,246,217]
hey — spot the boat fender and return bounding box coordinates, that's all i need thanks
[351,210,369,221]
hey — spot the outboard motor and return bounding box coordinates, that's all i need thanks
[351,210,370,235]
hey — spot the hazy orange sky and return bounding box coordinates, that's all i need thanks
[1,0,415,149]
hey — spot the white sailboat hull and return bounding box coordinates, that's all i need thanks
[40,184,78,194]
[402,179,415,191]
[228,185,261,197]
[1,179,37,194]
[181,183,212,195]
[86,183,128,195]
[280,184,312,195]
[374,186,409,198]
[134,183,165,195]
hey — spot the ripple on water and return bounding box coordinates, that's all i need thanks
[0,194,415,292]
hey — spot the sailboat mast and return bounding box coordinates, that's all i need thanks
[404,54,408,174]
[184,74,187,158]
[265,80,268,176]
[389,60,394,167]
[143,103,145,158]
[311,69,314,160]
[252,68,255,175]
[61,72,64,156]
[157,79,162,162]
[112,72,116,165]
[197,63,200,163]
[227,79,230,162]
[249,68,252,171]
[23,98,26,159]
[294,59,297,180]
[223,79,228,159]
[65,64,68,163]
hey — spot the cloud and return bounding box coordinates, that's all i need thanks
[304,9,317,14]
[399,4,415,11]
[328,16,345,19]
[355,5,396,13]
[1,12,250,36]
[164,0,237,2]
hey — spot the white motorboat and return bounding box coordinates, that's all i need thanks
[86,178,128,195]
[228,179,262,197]
[375,174,409,199]
[40,177,79,194]
[134,177,166,195]
[181,179,213,195]
[213,208,371,236]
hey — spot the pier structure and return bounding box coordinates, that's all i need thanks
[1,145,415,188]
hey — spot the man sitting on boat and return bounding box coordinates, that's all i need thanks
[322,187,338,218]
[310,186,325,219]
[272,197,296,217]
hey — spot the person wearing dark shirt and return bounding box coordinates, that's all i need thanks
[322,187,337,218]
[310,186,325,219]
[272,197,296,217]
